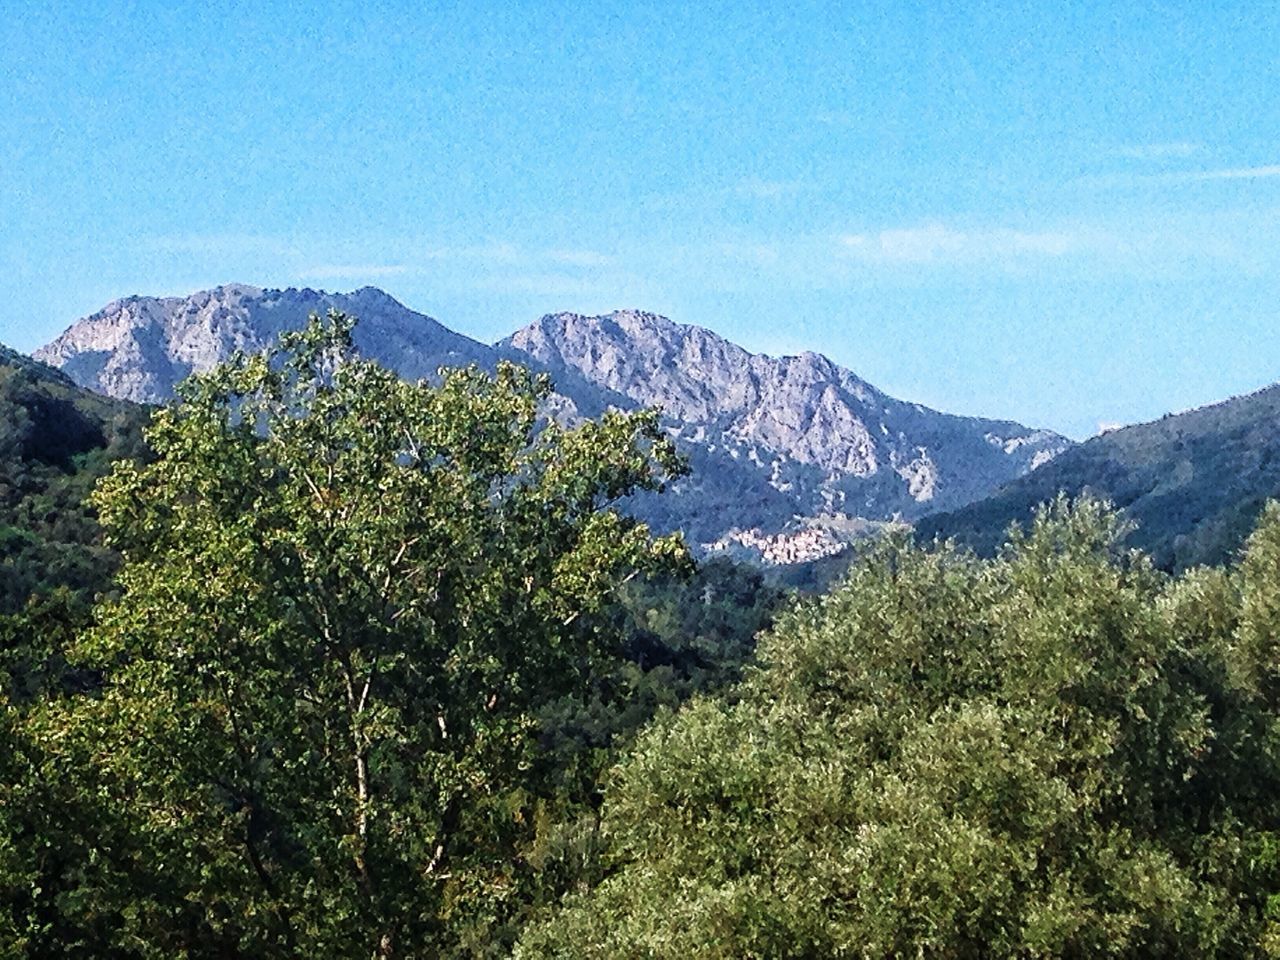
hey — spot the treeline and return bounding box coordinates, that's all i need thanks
[4,315,1280,956]
[918,380,1280,571]
[520,499,1280,956]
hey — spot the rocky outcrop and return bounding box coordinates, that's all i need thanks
[35,284,491,403]
[500,310,1070,547]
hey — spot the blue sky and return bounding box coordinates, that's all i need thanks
[2,1,1279,438]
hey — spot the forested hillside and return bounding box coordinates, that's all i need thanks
[4,316,1280,956]
[918,382,1280,570]
[0,346,149,615]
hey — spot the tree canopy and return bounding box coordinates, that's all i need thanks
[518,498,1280,958]
[4,312,687,958]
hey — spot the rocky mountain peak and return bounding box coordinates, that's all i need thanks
[34,286,1072,563]
[500,306,1070,555]
[35,285,491,403]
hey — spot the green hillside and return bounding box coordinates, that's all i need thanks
[917,382,1280,569]
[0,345,150,614]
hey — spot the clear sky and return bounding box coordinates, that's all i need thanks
[2,1,1278,438]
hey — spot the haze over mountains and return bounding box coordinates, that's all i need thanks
[34,284,1070,562]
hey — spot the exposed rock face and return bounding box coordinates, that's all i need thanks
[499,310,1070,551]
[34,285,490,403]
[35,288,1071,562]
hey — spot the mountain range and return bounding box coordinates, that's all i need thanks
[32,284,1071,562]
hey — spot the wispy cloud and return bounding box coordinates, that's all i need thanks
[485,272,628,297]
[1116,141,1202,160]
[140,233,301,258]
[411,242,634,300]
[546,248,614,267]
[414,242,613,269]
[296,242,617,278]
[1178,164,1280,182]
[423,242,524,265]
[1079,163,1280,189]
[828,209,1280,281]
[812,109,857,127]
[734,176,810,200]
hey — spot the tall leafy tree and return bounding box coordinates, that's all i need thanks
[0,591,130,960]
[40,312,686,957]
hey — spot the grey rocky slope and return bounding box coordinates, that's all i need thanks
[35,284,490,403]
[35,287,1070,562]
[499,310,1069,558]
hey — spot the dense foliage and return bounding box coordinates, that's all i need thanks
[0,346,148,614]
[538,558,784,793]
[5,318,1280,956]
[919,383,1280,570]
[519,498,1280,958]
[2,314,694,957]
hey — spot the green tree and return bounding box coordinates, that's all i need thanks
[518,498,1280,958]
[36,311,685,957]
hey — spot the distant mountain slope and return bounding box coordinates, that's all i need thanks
[500,310,1070,554]
[0,346,149,614]
[917,383,1280,570]
[35,284,492,403]
[35,288,1070,562]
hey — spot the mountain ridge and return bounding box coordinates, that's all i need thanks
[499,307,1069,553]
[30,284,1071,562]
[35,284,491,403]
[917,381,1280,570]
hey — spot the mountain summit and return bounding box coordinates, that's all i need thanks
[33,286,1070,562]
[34,284,490,403]
[500,309,1069,557]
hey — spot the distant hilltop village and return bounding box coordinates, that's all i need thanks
[708,526,849,565]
